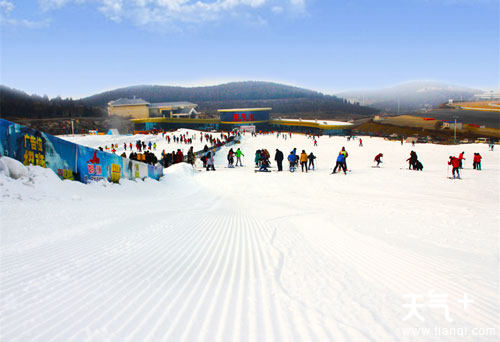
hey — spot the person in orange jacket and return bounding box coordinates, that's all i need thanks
[448,156,461,179]
[300,150,308,172]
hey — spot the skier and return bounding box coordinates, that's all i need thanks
[235,148,244,166]
[473,153,482,170]
[407,151,418,170]
[448,156,460,179]
[187,146,195,166]
[300,150,308,172]
[307,152,316,170]
[255,150,261,167]
[274,149,284,172]
[314,139,317,146]
[288,151,296,172]
[124,143,127,150]
[340,147,349,171]
[332,153,347,174]
[227,148,235,168]
[458,151,465,169]
[374,153,383,167]
[206,150,215,171]
[359,138,363,147]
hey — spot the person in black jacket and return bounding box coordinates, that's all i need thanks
[274,149,284,171]
[308,152,316,170]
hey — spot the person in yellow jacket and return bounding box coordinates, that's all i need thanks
[300,150,308,173]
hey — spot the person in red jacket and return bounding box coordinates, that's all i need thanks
[374,153,383,166]
[473,153,482,170]
[448,156,461,179]
[175,149,184,163]
[458,151,465,169]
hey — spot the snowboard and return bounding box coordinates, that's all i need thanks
[255,169,272,173]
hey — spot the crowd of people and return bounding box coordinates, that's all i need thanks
[96,130,491,179]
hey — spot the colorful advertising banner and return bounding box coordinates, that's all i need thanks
[0,119,163,183]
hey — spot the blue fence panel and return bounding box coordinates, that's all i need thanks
[0,118,163,183]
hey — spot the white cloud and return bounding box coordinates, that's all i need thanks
[272,5,283,13]
[0,0,14,14]
[0,1,50,28]
[33,0,308,30]
[38,0,71,12]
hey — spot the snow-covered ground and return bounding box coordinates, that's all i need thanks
[59,129,220,160]
[1,132,499,341]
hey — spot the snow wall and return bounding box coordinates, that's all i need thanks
[0,118,163,183]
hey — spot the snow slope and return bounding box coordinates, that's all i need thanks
[59,129,218,160]
[1,133,498,341]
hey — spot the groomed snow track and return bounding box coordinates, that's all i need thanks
[1,135,499,341]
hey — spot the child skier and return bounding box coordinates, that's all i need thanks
[235,148,244,166]
[288,151,296,172]
[206,150,215,171]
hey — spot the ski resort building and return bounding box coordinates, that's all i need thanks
[131,107,353,135]
[108,98,199,119]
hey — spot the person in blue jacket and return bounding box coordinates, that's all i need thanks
[288,151,296,171]
[332,153,347,174]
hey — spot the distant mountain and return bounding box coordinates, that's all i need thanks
[80,81,376,119]
[338,81,480,113]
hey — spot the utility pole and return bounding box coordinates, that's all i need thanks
[452,115,458,144]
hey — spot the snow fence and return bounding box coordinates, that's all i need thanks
[0,118,163,183]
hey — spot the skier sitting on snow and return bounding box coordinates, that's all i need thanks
[448,156,460,179]
[259,158,270,172]
[374,153,383,166]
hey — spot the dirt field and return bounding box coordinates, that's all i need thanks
[451,100,500,112]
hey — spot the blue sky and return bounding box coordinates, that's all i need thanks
[0,0,498,98]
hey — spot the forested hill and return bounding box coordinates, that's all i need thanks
[81,81,321,104]
[0,85,104,119]
[0,82,377,120]
[81,81,377,119]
